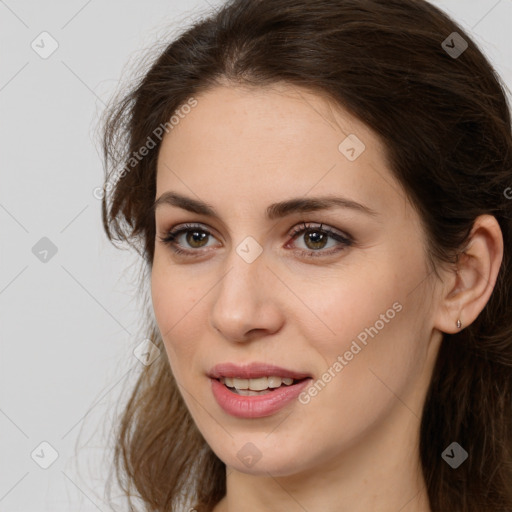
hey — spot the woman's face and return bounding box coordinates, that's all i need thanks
[151,84,443,476]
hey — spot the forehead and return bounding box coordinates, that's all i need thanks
[161,83,378,156]
[155,84,406,221]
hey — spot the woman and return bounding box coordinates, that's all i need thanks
[101,0,512,510]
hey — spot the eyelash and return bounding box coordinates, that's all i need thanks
[157,221,353,259]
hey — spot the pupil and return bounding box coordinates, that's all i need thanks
[307,231,326,249]
[187,230,207,247]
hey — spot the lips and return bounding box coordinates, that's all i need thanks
[208,362,312,380]
[207,362,313,418]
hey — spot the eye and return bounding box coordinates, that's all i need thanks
[286,221,353,258]
[157,223,218,257]
[157,221,353,259]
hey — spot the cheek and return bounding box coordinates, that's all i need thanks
[306,289,409,393]
[288,257,404,351]
[296,261,428,429]
[303,246,420,350]
[308,241,427,359]
[150,258,204,375]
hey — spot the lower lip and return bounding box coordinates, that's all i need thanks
[210,377,312,419]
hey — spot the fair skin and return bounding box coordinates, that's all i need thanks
[150,83,503,512]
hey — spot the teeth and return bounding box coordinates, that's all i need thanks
[221,376,295,391]
[223,377,235,388]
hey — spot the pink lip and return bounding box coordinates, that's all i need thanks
[210,377,312,419]
[207,363,313,418]
[208,362,311,380]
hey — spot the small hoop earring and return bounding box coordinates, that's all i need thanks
[456,319,462,329]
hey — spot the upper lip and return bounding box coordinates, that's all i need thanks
[208,362,312,380]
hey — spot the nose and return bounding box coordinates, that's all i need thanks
[210,246,284,343]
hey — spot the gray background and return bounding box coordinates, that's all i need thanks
[1,1,511,510]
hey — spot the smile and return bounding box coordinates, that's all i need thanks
[219,376,297,394]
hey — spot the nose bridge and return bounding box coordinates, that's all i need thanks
[216,239,267,312]
[210,238,281,340]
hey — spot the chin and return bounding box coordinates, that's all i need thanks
[229,456,305,477]
[211,437,313,477]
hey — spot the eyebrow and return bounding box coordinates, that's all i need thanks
[152,191,378,219]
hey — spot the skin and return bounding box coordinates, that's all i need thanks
[150,83,503,512]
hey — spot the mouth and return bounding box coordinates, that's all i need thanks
[207,363,313,416]
[208,362,312,382]
[216,375,310,396]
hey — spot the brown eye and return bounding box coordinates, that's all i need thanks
[158,223,218,257]
[287,222,353,258]
[158,221,353,259]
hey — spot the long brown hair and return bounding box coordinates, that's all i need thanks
[101,1,512,510]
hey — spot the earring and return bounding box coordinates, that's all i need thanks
[456,319,462,329]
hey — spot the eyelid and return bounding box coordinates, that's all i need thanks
[287,221,352,241]
[158,220,354,259]
[158,220,351,241]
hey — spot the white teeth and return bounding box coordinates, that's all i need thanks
[221,376,296,391]
[232,378,249,390]
[236,389,271,396]
[247,377,268,391]
[267,376,282,388]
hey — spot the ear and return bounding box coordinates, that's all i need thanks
[434,214,504,334]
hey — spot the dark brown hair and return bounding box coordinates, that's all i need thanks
[101,0,512,510]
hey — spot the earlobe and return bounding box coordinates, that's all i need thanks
[434,214,504,334]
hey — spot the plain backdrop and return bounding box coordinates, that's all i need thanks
[1,1,511,510]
